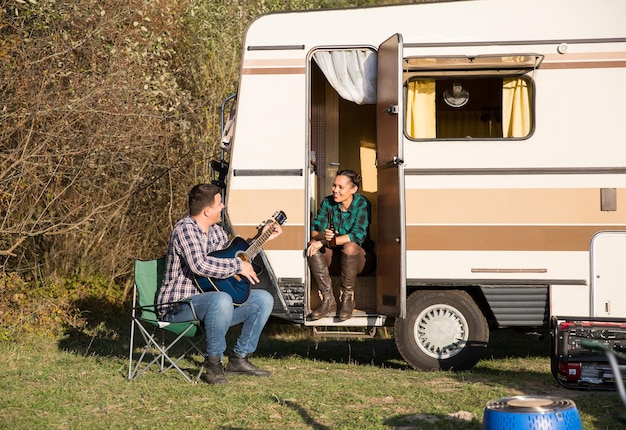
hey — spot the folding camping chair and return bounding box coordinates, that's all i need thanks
[128,257,205,383]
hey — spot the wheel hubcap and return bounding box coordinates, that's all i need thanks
[414,304,469,359]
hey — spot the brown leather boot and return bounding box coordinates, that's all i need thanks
[339,252,359,321]
[202,355,228,384]
[308,251,336,320]
[225,353,270,377]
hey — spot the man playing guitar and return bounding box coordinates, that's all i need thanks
[158,183,282,384]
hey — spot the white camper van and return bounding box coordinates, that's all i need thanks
[211,0,626,376]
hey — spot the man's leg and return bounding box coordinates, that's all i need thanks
[187,291,234,357]
[225,289,273,376]
[168,291,234,384]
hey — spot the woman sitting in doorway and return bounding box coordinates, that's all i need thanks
[306,169,376,321]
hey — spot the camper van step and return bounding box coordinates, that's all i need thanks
[305,312,386,327]
[312,326,378,339]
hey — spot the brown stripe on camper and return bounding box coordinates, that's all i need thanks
[406,225,626,251]
[226,189,305,225]
[405,188,626,224]
[242,67,305,75]
[542,51,626,69]
[228,225,305,251]
[225,188,306,250]
[242,58,305,75]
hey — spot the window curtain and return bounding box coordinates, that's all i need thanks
[313,50,377,105]
[502,78,530,138]
[406,80,436,138]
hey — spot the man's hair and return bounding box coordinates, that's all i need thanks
[188,183,222,216]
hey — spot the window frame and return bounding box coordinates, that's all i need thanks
[403,54,542,141]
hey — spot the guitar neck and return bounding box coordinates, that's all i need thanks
[245,221,275,258]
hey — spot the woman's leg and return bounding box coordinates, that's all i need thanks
[338,243,361,321]
[307,247,337,320]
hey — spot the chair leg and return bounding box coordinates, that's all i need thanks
[128,320,136,380]
[129,320,200,384]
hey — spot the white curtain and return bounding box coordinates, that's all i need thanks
[313,50,377,105]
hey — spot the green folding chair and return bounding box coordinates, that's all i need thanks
[128,257,205,383]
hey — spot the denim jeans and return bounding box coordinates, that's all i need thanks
[162,289,273,358]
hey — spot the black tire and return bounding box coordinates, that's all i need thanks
[394,289,489,371]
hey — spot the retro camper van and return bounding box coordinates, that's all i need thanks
[211,0,626,376]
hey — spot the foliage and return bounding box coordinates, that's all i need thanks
[0,0,204,283]
[0,269,125,340]
[0,0,409,338]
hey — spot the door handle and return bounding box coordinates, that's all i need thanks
[385,104,399,115]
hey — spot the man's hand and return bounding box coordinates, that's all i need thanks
[238,221,282,285]
[264,221,282,240]
[238,260,260,285]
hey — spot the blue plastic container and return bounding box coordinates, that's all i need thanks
[483,396,582,430]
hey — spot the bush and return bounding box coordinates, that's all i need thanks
[0,0,407,336]
[0,269,128,340]
[0,0,225,283]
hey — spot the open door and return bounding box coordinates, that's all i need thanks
[376,34,406,318]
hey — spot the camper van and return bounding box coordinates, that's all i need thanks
[211,0,626,376]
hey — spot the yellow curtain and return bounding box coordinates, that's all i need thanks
[406,80,436,138]
[502,78,530,138]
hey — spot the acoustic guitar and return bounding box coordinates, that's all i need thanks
[194,210,287,304]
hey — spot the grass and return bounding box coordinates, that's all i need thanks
[0,321,624,429]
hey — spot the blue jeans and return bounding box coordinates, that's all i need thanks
[162,289,273,358]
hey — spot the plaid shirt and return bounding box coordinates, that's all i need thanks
[311,193,371,246]
[157,215,243,317]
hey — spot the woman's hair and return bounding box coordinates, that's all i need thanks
[336,169,362,188]
[188,183,221,215]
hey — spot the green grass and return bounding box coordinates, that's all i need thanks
[0,323,623,429]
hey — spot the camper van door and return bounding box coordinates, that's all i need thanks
[376,34,406,318]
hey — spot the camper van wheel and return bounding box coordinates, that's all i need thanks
[394,289,489,371]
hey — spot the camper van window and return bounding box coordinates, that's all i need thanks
[405,76,533,140]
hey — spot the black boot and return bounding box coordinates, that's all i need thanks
[308,251,336,320]
[225,353,270,377]
[339,252,359,321]
[202,355,228,384]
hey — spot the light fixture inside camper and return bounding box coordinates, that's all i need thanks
[443,82,469,107]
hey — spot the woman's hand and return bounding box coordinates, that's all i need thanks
[323,228,336,243]
[306,239,325,257]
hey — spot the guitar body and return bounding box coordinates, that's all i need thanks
[194,237,261,305]
[193,210,287,305]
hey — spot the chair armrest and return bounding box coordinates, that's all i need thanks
[136,299,200,321]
